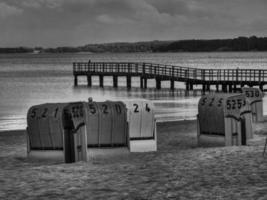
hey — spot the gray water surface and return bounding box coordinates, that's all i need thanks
[1,52,267,131]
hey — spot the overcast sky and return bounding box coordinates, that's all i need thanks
[1,0,267,47]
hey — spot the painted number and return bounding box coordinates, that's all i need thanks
[145,103,151,112]
[231,99,236,109]
[72,105,83,118]
[30,108,37,118]
[102,104,108,114]
[54,108,59,118]
[133,104,139,113]
[237,99,242,109]
[209,98,215,107]
[217,98,223,107]
[201,97,221,107]
[89,104,96,114]
[245,90,260,98]
[42,108,48,118]
[71,107,76,117]
[115,104,121,114]
[245,91,250,98]
[79,106,83,117]
[30,107,50,118]
[226,99,245,110]
[227,100,231,110]
[201,97,207,106]
[255,91,260,97]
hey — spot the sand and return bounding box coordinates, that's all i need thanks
[0,120,267,200]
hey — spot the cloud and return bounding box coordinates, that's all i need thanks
[0,0,267,46]
[4,0,64,9]
[145,0,190,16]
[0,2,22,18]
[20,0,44,8]
[96,14,134,25]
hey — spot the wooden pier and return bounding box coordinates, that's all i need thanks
[73,62,267,92]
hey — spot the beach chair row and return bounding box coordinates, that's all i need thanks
[197,87,264,146]
[27,100,156,163]
[26,87,264,163]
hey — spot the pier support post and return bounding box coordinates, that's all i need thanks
[170,79,174,90]
[127,76,131,89]
[186,82,190,91]
[87,75,92,87]
[99,75,104,88]
[222,84,227,92]
[113,76,118,88]
[216,84,219,92]
[233,84,237,92]
[189,83,193,91]
[140,77,143,88]
[229,84,233,93]
[156,78,161,89]
[202,84,206,93]
[144,78,147,89]
[260,84,264,91]
[74,75,78,86]
[206,84,210,91]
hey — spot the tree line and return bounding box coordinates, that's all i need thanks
[1,36,267,53]
[157,36,267,52]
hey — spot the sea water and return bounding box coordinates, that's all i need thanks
[0,52,267,131]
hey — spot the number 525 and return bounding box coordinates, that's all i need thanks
[226,99,244,110]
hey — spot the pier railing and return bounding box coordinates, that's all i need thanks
[73,62,267,83]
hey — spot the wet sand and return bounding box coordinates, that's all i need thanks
[0,120,267,200]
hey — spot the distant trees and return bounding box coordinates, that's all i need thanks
[158,36,267,52]
[0,47,33,53]
[1,36,267,53]
[78,41,172,53]
[43,47,80,53]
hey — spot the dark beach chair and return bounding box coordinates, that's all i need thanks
[263,137,267,156]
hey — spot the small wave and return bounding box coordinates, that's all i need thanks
[0,117,26,131]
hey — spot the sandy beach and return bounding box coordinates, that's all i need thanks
[0,119,267,200]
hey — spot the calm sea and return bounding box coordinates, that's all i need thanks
[0,52,267,131]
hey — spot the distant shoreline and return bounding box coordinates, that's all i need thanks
[1,50,267,55]
[1,36,267,54]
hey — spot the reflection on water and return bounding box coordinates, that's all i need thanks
[0,81,202,131]
[72,86,202,123]
[1,52,267,131]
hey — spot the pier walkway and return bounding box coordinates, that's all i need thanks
[73,62,267,92]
